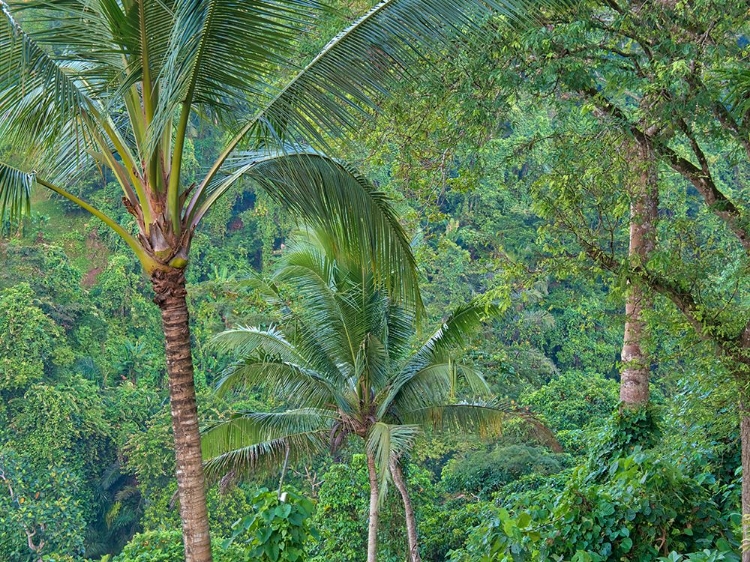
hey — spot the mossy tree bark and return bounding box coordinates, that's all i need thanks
[620,143,658,407]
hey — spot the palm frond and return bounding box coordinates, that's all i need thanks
[148,0,323,153]
[212,326,306,366]
[202,0,555,188]
[215,358,336,408]
[410,300,500,366]
[0,163,33,223]
[193,148,421,309]
[0,1,101,179]
[401,402,512,437]
[201,409,333,482]
[380,362,491,418]
[366,422,420,503]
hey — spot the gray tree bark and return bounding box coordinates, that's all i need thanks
[620,143,658,407]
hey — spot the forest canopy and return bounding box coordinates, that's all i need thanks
[0,0,749,561]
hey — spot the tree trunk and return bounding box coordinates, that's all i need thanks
[152,268,213,562]
[389,458,422,562]
[366,450,380,562]
[620,143,658,407]
[741,394,750,562]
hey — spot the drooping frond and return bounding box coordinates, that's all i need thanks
[215,357,337,409]
[401,402,512,438]
[366,421,420,502]
[0,163,33,223]
[409,300,500,366]
[193,148,421,309]
[201,409,334,482]
[0,1,101,180]
[202,0,554,189]
[379,362,491,419]
[213,326,305,365]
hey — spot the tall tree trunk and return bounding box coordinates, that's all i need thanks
[389,458,422,562]
[152,268,213,562]
[742,397,750,562]
[620,143,658,406]
[366,450,380,562]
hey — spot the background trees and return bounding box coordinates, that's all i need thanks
[1,0,530,557]
[201,229,524,562]
[0,0,747,560]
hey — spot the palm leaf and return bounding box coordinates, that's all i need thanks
[379,362,491,419]
[401,402,511,437]
[212,326,307,365]
[193,148,421,309]
[215,358,337,409]
[409,300,500,366]
[366,421,420,503]
[0,1,100,181]
[201,409,333,481]
[148,0,323,154]
[200,0,554,191]
[0,163,33,223]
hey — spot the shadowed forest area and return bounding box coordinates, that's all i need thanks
[1,0,749,560]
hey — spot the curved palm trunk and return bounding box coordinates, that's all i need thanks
[152,268,213,562]
[620,143,658,407]
[389,458,422,562]
[366,450,380,562]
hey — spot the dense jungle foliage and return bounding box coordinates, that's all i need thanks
[1,0,749,560]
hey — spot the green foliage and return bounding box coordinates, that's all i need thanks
[658,550,740,562]
[0,283,66,393]
[223,488,316,562]
[420,499,491,562]
[0,450,87,561]
[441,445,568,499]
[310,458,369,562]
[520,371,619,453]
[111,530,246,562]
[311,455,436,562]
[452,416,736,562]
[589,407,662,467]
[6,377,112,470]
[455,448,729,561]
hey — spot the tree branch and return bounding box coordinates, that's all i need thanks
[578,87,750,251]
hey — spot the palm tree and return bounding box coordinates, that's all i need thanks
[201,230,543,562]
[0,0,549,559]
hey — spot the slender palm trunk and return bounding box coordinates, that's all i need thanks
[389,458,421,562]
[366,450,380,562]
[152,268,213,562]
[620,143,658,407]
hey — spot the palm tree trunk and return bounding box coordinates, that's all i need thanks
[366,450,380,562]
[389,458,422,562]
[620,142,658,407]
[152,268,213,562]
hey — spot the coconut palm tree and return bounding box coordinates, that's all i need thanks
[0,0,551,558]
[201,230,544,562]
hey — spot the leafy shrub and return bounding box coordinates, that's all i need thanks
[111,529,246,562]
[441,445,568,499]
[451,410,736,561]
[223,488,317,562]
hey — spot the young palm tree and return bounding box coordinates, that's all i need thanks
[0,0,550,559]
[202,231,542,562]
